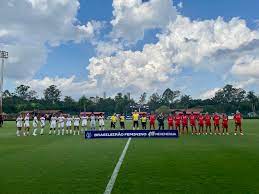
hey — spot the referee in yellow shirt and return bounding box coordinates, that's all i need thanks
[111,113,117,129]
[132,110,139,130]
[141,113,147,130]
[119,113,125,130]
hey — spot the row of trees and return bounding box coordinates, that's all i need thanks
[3,84,259,116]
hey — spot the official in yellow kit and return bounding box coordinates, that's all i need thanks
[110,113,117,129]
[119,113,125,130]
[132,110,139,130]
[141,113,147,130]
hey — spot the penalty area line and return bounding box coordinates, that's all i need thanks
[104,138,132,194]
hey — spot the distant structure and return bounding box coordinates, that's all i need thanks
[171,107,204,115]
[89,96,100,103]
[80,112,105,117]
[126,92,131,100]
[103,92,106,99]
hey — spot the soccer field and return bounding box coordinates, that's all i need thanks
[1,120,259,194]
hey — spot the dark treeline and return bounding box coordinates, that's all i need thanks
[3,84,259,116]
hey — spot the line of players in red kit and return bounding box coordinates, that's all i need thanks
[148,110,243,136]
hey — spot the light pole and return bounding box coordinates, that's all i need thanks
[0,50,8,118]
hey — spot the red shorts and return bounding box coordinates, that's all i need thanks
[222,124,228,128]
[182,123,188,127]
[205,123,211,126]
[214,123,219,126]
[190,122,196,126]
[168,122,173,127]
[150,121,155,125]
[175,123,180,127]
[235,122,241,126]
[199,123,204,127]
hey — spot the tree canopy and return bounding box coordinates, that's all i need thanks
[2,84,259,116]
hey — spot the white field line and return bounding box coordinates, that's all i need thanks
[104,138,132,194]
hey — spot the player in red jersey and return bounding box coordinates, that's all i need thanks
[221,113,229,135]
[181,111,189,134]
[189,112,197,135]
[234,110,243,135]
[167,113,174,130]
[175,113,181,133]
[213,113,221,135]
[204,112,211,135]
[149,112,156,130]
[198,113,204,135]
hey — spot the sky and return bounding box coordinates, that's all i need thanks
[1,0,259,99]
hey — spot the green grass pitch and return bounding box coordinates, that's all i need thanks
[0,120,259,194]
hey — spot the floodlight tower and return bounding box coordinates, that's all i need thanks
[0,50,8,116]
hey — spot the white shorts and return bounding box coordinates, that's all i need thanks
[41,124,45,128]
[91,121,96,127]
[50,123,56,129]
[24,122,30,128]
[66,122,72,127]
[99,120,105,126]
[58,123,64,128]
[33,123,38,128]
[17,123,22,128]
[82,121,87,127]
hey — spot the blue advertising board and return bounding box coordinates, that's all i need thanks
[85,130,178,139]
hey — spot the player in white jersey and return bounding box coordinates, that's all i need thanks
[66,115,72,135]
[57,114,65,135]
[98,113,105,130]
[73,115,80,135]
[81,113,88,133]
[32,115,39,136]
[49,114,57,135]
[40,115,46,135]
[90,113,96,130]
[16,114,23,136]
[24,113,30,136]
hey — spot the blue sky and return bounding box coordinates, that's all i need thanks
[44,0,259,79]
[1,0,259,99]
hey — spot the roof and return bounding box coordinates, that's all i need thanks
[20,110,63,114]
[80,112,105,115]
[171,107,204,114]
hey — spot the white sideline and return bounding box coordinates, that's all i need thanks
[104,138,132,194]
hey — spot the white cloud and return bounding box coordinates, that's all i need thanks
[231,55,259,78]
[160,16,259,69]
[199,88,220,99]
[0,0,102,80]
[17,76,97,99]
[232,78,259,89]
[3,0,259,98]
[110,0,178,43]
[94,41,123,57]
[177,1,183,9]
[87,16,259,97]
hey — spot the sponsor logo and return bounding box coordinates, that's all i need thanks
[85,130,178,139]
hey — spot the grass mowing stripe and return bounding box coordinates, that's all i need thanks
[104,138,132,194]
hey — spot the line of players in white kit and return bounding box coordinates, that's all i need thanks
[16,113,105,136]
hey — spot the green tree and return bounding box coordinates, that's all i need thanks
[247,91,258,112]
[155,105,171,114]
[162,88,180,107]
[15,85,37,100]
[213,85,246,112]
[78,96,93,112]
[44,85,61,104]
[179,95,192,109]
[139,92,147,105]
[147,93,161,111]
[3,90,12,99]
